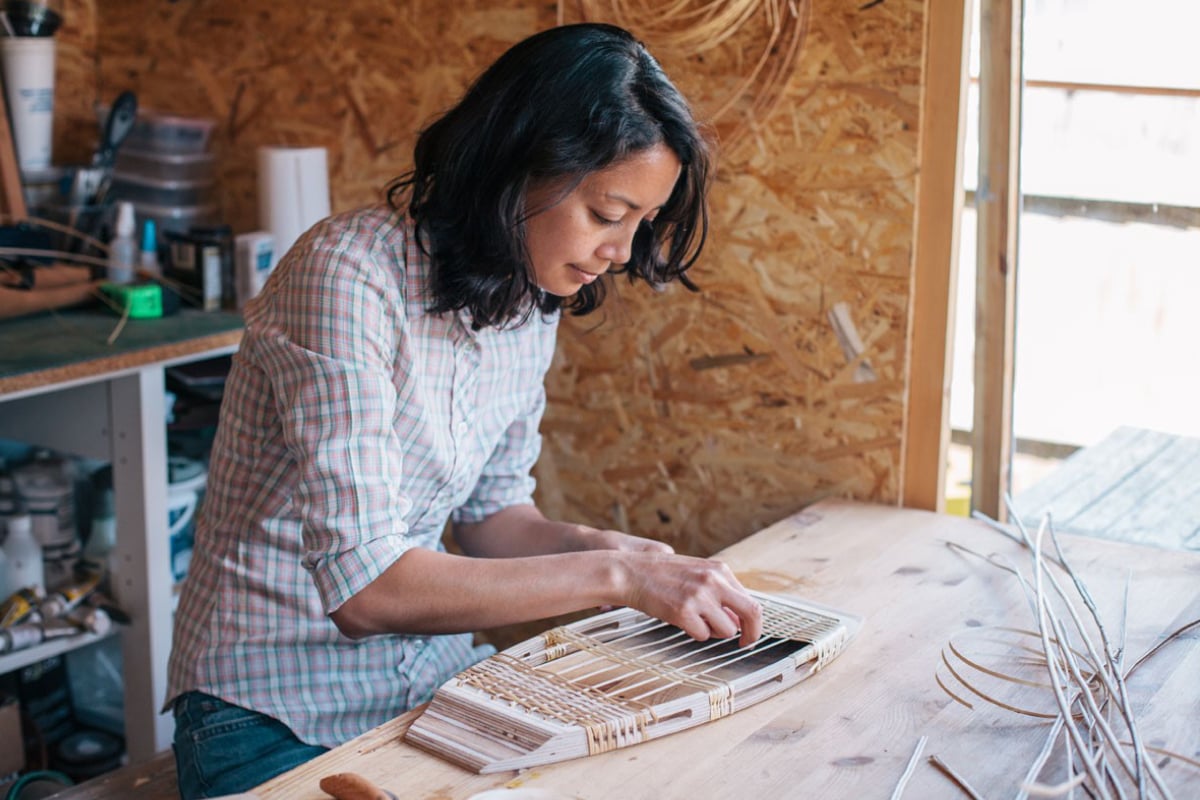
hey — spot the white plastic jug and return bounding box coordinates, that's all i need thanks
[167,486,197,582]
[3,513,44,592]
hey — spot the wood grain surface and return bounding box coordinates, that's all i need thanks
[254,499,1200,799]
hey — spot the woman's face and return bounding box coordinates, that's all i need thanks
[524,142,682,297]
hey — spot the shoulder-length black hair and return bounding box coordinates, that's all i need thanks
[389,23,712,329]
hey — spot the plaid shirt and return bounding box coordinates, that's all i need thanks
[166,204,560,747]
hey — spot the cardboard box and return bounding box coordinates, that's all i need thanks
[0,696,24,776]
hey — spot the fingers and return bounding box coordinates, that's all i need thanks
[724,592,763,647]
[678,601,759,645]
[640,539,674,555]
[626,555,761,646]
[582,528,674,555]
[693,560,761,646]
[701,606,740,641]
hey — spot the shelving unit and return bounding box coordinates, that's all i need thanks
[0,629,120,678]
[0,308,241,762]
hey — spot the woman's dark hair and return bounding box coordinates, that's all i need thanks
[389,23,712,329]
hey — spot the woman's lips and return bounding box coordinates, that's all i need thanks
[570,265,601,284]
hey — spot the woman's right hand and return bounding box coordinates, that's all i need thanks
[615,551,763,648]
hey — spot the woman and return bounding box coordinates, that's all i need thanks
[167,22,761,799]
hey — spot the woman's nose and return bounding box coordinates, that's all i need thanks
[598,231,635,266]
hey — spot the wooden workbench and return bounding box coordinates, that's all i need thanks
[0,306,242,400]
[253,499,1200,799]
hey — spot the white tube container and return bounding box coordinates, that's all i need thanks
[0,36,56,170]
[256,146,330,268]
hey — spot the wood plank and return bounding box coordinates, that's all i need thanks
[971,0,1022,519]
[902,0,974,512]
[1013,427,1200,550]
[1074,432,1200,549]
[0,85,26,220]
[45,749,179,800]
[1014,427,1168,522]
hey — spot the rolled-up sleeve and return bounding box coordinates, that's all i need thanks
[252,226,414,613]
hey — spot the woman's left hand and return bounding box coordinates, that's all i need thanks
[568,526,674,555]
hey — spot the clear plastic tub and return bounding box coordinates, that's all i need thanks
[115,147,215,183]
[112,172,215,207]
[131,199,218,235]
[66,636,124,735]
[97,105,216,154]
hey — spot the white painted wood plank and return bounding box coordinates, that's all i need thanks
[107,368,174,761]
[1094,435,1200,549]
[1014,427,1169,524]
[1068,434,1199,527]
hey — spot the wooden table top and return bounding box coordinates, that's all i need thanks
[0,307,242,399]
[256,499,1199,799]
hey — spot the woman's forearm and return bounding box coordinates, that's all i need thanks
[329,546,624,637]
[330,542,764,647]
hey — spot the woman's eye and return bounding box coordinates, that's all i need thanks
[592,211,623,227]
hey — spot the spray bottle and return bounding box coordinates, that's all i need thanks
[107,201,138,284]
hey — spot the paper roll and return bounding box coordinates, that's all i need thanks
[256,146,331,267]
[1,37,56,171]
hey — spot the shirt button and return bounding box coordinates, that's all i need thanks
[456,421,468,436]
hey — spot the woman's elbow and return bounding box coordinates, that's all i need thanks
[330,602,376,639]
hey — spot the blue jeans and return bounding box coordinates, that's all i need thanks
[172,691,328,799]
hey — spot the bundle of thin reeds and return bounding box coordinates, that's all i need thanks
[929,500,1199,799]
[567,0,812,153]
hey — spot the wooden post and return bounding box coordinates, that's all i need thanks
[971,0,1022,519]
[0,88,28,219]
[902,0,975,511]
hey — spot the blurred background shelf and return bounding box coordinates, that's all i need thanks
[0,627,117,679]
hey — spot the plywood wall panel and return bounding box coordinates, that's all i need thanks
[63,0,927,559]
[541,0,923,554]
[49,0,100,167]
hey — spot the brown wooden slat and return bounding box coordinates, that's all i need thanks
[0,86,27,220]
[971,0,1022,519]
[902,0,975,511]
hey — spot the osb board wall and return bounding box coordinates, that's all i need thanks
[44,0,99,167]
[62,0,922,558]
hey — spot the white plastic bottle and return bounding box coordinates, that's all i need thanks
[83,485,116,562]
[107,201,138,284]
[3,513,44,592]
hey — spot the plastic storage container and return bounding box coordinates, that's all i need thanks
[131,200,218,236]
[66,636,125,736]
[97,106,216,154]
[111,172,214,207]
[166,455,206,583]
[114,147,215,183]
